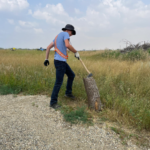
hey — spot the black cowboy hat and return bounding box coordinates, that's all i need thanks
[62,24,76,35]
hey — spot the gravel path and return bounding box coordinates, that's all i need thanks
[0,95,147,150]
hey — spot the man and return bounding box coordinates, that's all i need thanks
[44,24,80,109]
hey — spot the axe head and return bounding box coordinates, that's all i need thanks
[87,73,93,78]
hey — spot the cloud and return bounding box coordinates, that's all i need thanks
[33,28,43,34]
[74,8,81,14]
[32,3,70,25]
[15,26,21,32]
[2,0,150,49]
[0,0,29,11]
[15,24,43,35]
[7,19,14,25]
[73,0,150,37]
[16,21,40,33]
[18,20,36,28]
[28,9,32,15]
[30,1,149,33]
[96,0,150,24]
[28,0,150,46]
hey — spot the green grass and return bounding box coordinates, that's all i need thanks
[111,126,133,145]
[90,49,149,61]
[61,106,92,125]
[0,84,21,95]
[110,127,150,147]
[1,49,150,131]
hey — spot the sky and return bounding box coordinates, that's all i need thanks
[0,0,150,50]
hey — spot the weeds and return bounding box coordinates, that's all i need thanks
[0,84,21,95]
[32,102,35,106]
[110,127,150,147]
[0,50,150,131]
[61,106,92,125]
[90,49,149,61]
[13,94,17,98]
[111,127,133,145]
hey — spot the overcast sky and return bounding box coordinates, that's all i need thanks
[0,0,150,50]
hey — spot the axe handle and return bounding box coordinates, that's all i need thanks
[79,58,91,74]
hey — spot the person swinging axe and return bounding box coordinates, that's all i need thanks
[44,24,80,109]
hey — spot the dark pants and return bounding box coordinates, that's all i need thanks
[50,60,75,106]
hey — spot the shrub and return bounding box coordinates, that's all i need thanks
[61,106,92,124]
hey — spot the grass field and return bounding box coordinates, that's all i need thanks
[1,49,150,131]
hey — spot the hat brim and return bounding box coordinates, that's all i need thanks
[62,28,76,35]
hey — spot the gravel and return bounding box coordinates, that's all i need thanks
[0,95,147,150]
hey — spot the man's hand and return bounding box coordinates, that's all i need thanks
[75,52,80,60]
[44,59,49,66]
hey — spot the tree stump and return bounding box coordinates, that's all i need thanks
[83,77,102,111]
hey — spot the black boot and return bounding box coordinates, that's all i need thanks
[50,104,61,109]
[65,93,75,99]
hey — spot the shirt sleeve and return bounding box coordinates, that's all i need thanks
[63,32,70,41]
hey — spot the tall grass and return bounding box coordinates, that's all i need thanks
[90,49,150,61]
[0,49,150,130]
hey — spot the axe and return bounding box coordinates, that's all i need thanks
[79,58,93,78]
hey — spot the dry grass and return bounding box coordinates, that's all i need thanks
[0,49,150,132]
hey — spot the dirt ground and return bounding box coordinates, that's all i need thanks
[0,94,148,150]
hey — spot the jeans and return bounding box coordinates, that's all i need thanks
[50,60,75,106]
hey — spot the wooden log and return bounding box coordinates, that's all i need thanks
[83,77,102,111]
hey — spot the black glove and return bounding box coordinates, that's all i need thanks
[44,60,49,66]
